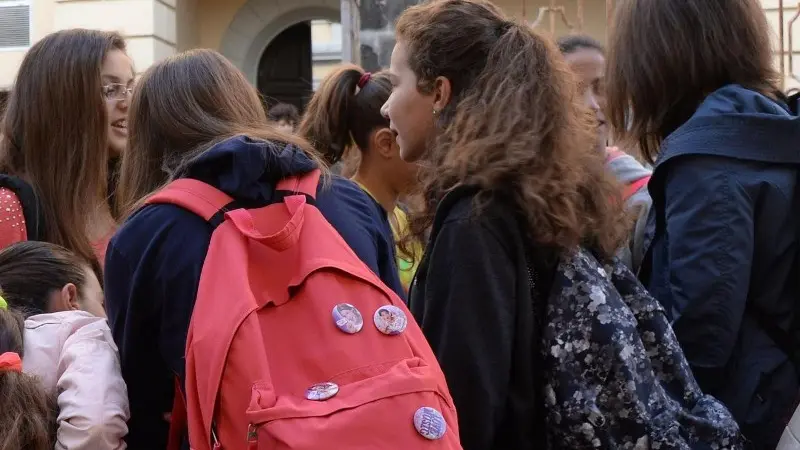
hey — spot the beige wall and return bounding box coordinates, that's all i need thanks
[496,0,609,42]
[0,0,57,88]
[54,0,177,74]
[193,0,246,50]
[0,0,178,88]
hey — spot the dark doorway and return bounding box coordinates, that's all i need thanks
[257,22,312,113]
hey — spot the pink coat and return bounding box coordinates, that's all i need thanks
[23,311,129,449]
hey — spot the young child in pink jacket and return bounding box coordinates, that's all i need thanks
[0,241,129,449]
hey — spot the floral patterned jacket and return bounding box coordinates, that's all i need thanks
[540,249,744,449]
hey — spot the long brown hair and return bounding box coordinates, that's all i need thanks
[116,49,322,217]
[396,0,627,258]
[298,64,392,165]
[606,0,779,164]
[0,29,126,265]
[0,308,57,450]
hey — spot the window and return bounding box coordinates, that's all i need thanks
[0,1,31,50]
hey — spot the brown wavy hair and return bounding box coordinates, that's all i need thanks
[0,308,57,450]
[606,0,779,164]
[115,49,323,218]
[395,0,627,258]
[0,29,125,265]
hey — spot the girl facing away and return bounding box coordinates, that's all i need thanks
[299,65,422,293]
[0,241,128,449]
[381,0,627,447]
[607,0,800,446]
[0,29,134,267]
[105,49,408,448]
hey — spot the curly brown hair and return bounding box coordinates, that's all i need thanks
[395,0,628,258]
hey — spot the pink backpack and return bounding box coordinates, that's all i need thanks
[147,170,461,450]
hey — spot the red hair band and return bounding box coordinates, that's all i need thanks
[358,72,372,89]
[0,352,22,373]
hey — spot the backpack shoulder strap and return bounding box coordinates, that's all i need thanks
[146,171,321,228]
[275,169,321,199]
[0,174,46,241]
[146,179,236,227]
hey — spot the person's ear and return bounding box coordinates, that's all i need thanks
[432,76,452,114]
[372,128,397,159]
[59,283,80,311]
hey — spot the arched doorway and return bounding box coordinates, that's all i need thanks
[218,0,339,85]
[257,22,312,111]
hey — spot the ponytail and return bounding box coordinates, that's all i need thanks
[0,306,56,450]
[298,64,392,165]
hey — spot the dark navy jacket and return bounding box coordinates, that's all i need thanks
[641,84,800,448]
[104,136,403,449]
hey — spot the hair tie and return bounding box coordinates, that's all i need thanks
[357,72,372,89]
[0,352,22,373]
[0,295,6,310]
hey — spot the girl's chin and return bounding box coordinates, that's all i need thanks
[108,142,126,157]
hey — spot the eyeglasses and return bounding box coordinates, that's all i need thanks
[102,83,133,101]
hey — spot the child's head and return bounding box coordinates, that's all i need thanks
[0,307,57,449]
[268,103,300,134]
[298,65,418,194]
[0,242,104,318]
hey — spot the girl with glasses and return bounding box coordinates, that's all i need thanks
[0,29,135,269]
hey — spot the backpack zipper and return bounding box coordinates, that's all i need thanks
[247,423,258,449]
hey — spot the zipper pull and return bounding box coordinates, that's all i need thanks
[247,424,258,450]
[211,424,222,450]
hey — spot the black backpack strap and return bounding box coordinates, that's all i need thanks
[0,174,46,241]
[787,91,800,116]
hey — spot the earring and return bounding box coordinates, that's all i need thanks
[433,109,438,116]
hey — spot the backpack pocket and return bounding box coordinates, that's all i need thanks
[245,358,459,449]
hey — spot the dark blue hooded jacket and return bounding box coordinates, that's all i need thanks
[641,84,800,448]
[104,136,404,448]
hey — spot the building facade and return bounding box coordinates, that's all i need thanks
[0,0,797,107]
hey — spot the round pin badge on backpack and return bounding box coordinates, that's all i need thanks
[373,305,407,336]
[332,303,364,334]
[414,407,447,440]
[305,382,339,401]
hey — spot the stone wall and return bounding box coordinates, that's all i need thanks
[359,0,420,71]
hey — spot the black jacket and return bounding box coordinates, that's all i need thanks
[410,186,551,450]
